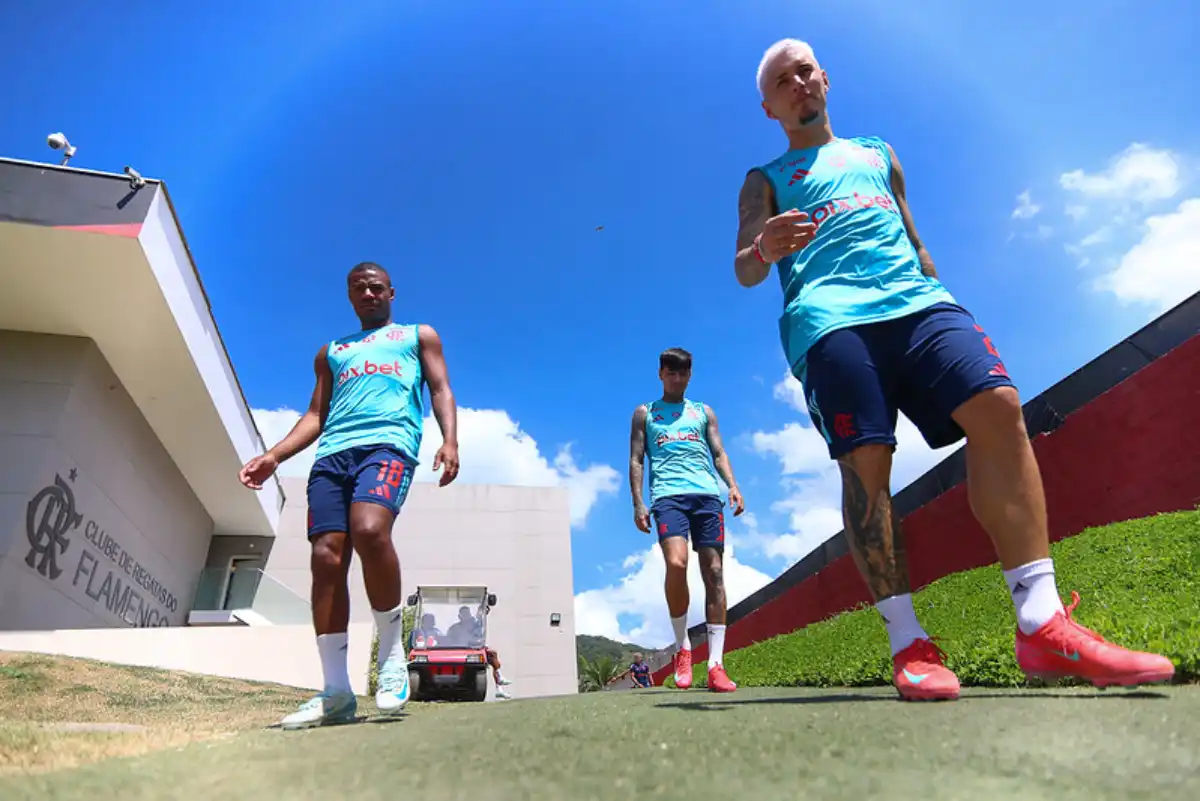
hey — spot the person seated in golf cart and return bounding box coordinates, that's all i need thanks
[412,613,444,649]
[445,605,514,698]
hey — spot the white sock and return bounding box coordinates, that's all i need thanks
[494,669,504,684]
[1004,558,1065,635]
[707,624,726,668]
[876,594,930,657]
[372,603,407,670]
[317,632,352,695]
[671,615,691,652]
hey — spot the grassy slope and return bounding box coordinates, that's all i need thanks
[0,653,310,774]
[707,510,1200,688]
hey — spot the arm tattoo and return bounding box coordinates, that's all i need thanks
[736,170,771,251]
[704,405,738,490]
[629,408,648,509]
[838,461,910,600]
[734,170,776,286]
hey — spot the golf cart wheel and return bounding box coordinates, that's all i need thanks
[408,669,421,701]
[472,669,488,702]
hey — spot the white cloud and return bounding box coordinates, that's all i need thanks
[734,503,840,565]
[1059,143,1181,205]
[572,536,774,648]
[250,405,619,527]
[250,407,317,472]
[1095,198,1200,312]
[771,371,807,411]
[1077,226,1112,247]
[751,422,829,476]
[1012,190,1041,219]
[1050,143,1197,309]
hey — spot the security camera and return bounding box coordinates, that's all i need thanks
[124,166,145,190]
[46,132,77,165]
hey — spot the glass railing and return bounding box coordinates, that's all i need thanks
[192,567,311,626]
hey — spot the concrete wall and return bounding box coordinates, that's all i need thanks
[0,331,213,631]
[0,622,374,695]
[267,478,580,700]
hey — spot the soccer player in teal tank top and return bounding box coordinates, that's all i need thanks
[629,348,745,693]
[731,39,1173,701]
[238,262,461,729]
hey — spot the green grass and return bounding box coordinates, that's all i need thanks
[5,686,1200,800]
[699,510,1200,689]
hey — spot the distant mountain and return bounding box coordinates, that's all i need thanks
[576,634,654,666]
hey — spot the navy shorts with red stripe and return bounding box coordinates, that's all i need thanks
[652,493,726,552]
[799,302,1016,460]
[306,444,415,537]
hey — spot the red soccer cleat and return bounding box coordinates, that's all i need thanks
[707,664,737,693]
[1015,591,1176,688]
[672,648,693,690]
[892,638,961,701]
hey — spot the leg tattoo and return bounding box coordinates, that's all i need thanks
[838,461,910,600]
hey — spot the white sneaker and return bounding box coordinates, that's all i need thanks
[375,659,411,715]
[495,686,513,700]
[497,676,514,686]
[280,691,357,730]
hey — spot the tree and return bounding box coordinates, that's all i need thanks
[577,654,625,692]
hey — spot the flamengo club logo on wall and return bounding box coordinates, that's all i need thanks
[25,469,179,627]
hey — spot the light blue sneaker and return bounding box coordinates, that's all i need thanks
[279,691,357,731]
[375,660,410,715]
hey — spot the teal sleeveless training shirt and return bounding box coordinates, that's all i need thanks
[644,398,721,504]
[313,322,425,464]
[754,136,957,379]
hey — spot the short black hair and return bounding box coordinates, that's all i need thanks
[659,347,692,371]
[347,261,391,284]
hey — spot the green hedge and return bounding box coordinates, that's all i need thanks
[675,510,1200,689]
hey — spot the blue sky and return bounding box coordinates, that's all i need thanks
[3,0,1196,647]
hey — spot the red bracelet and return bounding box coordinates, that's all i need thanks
[752,233,770,265]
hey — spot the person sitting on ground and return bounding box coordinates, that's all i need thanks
[621,653,653,689]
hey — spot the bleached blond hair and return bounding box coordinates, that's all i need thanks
[756,39,816,97]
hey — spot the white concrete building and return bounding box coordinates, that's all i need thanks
[0,156,578,700]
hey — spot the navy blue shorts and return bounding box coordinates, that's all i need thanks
[651,494,725,552]
[800,302,1016,459]
[306,444,415,538]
